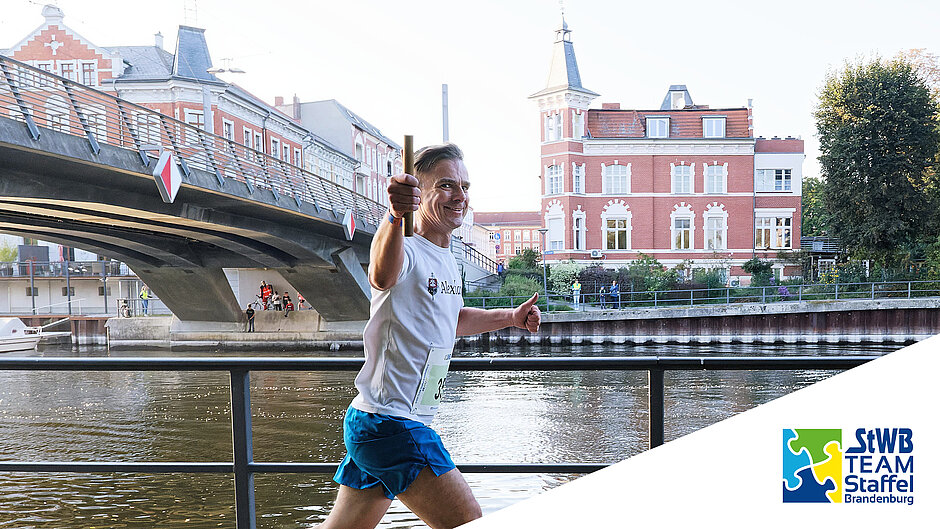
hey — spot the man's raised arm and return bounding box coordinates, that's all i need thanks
[369,173,421,290]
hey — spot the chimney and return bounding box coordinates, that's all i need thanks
[275,96,284,107]
[601,102,620,110]
[293,94,301,120]
[154,31,164,50]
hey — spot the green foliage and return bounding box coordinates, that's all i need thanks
[743,257,774,286]
[692,268,727,289]
[507,248,541,270]
[801,176,828,237]
[500,274,542,298]
[926,235,940,279]
[815,56,940,264]
[549,260,583,292]
[578,265,614,292]
[625,253,678,292]
[0,241,17,262]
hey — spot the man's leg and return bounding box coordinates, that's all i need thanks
[318,484,392,529]
[397,468,482,529]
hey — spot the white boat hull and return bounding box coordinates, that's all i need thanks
[0,334,41,353]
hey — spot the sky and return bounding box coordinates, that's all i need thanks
[3,0,939,212]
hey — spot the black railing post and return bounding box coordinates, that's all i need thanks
[648,368,665,449]
[230,369,256,529]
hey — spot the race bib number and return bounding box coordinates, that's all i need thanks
[411,346,453,416]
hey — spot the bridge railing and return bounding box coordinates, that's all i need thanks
[0,55,386,226]
[0,355,875,529]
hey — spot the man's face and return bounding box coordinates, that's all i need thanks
[418,158,470,235]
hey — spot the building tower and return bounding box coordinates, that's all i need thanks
[528,18,598,256]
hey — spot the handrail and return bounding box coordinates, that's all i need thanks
[0,55,386,226]
[0,355,876,529]
[451,236,499,275]
[465,279,940,310]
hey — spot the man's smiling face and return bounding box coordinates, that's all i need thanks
[417,158,470,238]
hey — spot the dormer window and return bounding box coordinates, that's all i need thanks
[703,117,726,138]
[671,92,686,109]
[647,117,669,138]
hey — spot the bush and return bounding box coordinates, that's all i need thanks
[549,260,583,292]
[507,248,541,270]
[743,257,774,286]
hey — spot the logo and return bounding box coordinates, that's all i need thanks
[783,428,915,505]
[783,429,842,503]
[427,273,438,297]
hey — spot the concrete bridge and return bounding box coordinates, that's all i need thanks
[0,56,496,325]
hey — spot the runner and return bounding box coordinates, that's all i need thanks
[318,143,541,529]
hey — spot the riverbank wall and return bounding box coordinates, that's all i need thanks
[98,298,940,349]
[472,297,940,346]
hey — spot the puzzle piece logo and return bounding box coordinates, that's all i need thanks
[783,429,842,503]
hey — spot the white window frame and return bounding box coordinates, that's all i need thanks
[45,96,69,132]
[671,164,693,194]
[183,108,204,130]
[271,137,280,158]
[573,111,584,139]
[555,112,563,140]
[673,217,693,250]
[670,205,695,250]
[774,217,793,249]
[705,163,727,194]
[601,203,632,251]
[703,117,726,138]
[243,127,252,148]
[546,205,565,251]
[704,210,728,250]
[221,119,235,140]
[602,163,631,194]
[573,209,586,251]
[546,165,563,195]
[647,117,669,138]
[774,169,792,191]
[545,114,555,141]
[755,217,773,249]
[58,60,77,82]
[572,162,585,194]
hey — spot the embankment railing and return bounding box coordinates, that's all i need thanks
[0,355,876,528]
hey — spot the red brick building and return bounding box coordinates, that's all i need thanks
[529,19,804,284]
[3,5,356,184]
[474,211,542,263]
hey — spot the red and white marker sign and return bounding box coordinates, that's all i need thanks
[342,208,356,241]
[152,151,182,203]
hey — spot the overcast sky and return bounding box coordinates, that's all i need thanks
[4,0,939,212]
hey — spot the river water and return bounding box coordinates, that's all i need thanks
[0,342,900,528]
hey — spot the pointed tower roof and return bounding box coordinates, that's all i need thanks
[171,26,222,83]
[529,17,598,99]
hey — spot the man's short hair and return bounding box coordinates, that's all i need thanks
[414,143,463,185]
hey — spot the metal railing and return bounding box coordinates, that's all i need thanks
[465,279,940,311]
[451,236,499,275]
[0,355,875,529]
[0,55,386,226]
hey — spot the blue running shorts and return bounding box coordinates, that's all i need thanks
[333,407,456,499]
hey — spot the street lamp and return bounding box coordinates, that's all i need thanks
[538,227,549,306]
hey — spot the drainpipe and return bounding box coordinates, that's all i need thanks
[261,110,271,157]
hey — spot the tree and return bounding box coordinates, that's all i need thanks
[801,176,828,237]
[506,248,540,270]
[815,57,940,265]
[548,260,583,292]
[0,241,17,262]
[743,257,774,286]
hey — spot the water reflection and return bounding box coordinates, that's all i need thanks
[0,342,896,528]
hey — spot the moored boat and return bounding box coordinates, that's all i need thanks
[0,317,42,353]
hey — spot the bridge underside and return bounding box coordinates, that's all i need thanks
[0,118,375,322]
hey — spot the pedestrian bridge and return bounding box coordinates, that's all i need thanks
[0,56,497,323]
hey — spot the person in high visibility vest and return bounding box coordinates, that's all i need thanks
[139,285,150,315]
[572,279,582,309]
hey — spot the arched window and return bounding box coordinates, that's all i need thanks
[601,201,632,250]
[703,204,728,250]
[545,201,564,251]
[670,204,694,250]
[572,208,586,251]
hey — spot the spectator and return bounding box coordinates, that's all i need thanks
[139,285,150,315]
[245,305,255,332]
[609,280,620,309]
[571,279,581,309]
[272,292,282,311]
[283,292,293,317]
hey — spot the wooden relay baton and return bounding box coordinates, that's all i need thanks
[402,135,415,237]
